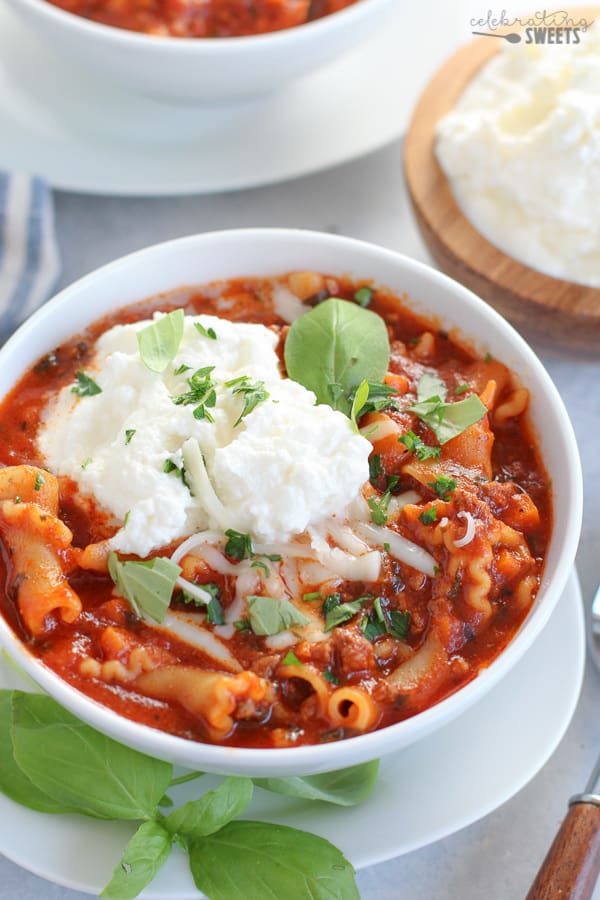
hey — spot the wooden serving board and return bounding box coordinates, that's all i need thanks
[404,16,600,352]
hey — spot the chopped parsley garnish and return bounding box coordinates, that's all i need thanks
[454,383,470,395]
[360,598,411,643]
[172,365,217,423]
[14,495,21,504]
[282,650,301,666]
[303,591,322,602]
[225,375,270,427]
[419,506,438,525]
[398,430,441,461]
[484,352,492,364]
[323,593,370,632]
[174,363,191,376]
[427,475,457,501]
[383,542,391,554]
[353,286,374,308]
[123,510,130,527]
[234,618,251,633]
[137,309,184,373]
[124,428,136,445]
[81,457,93,470]
[163,458,189,489]
[71,371,102,397]
[251,560,270,578]
[367,491,392,526]
[369,453,383,482]
[206,595,225,625]
[33,471,46,491]
[182,582,221,605]
[350,380,400,424]
[181,583,225,625]
[194,322,217,340]
[224,529,253,560]
[324,669,341,685]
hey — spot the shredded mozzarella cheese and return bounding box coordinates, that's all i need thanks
[453,511,476,548]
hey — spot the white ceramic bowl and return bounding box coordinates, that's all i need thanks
[0,229,583,776]
[4,0,396,103]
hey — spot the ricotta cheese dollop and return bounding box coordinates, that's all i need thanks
[38,313,371,557]
[436,26,600,286]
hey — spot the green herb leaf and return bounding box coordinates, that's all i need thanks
[323,595,369,632]
[359,613,386,642]
[455,383,470,395]
[349,379,370,429]
[207,595,225,625]
[166,776,253,851]
[251,559,270,578]
[108,553,182,624]
[225,375,270,426]
[0,691,79,813]
[174,363,191,375]
[189,820,360,900]
[254,759,379,807]
[353,286,374,307]
[100,820,172,900]
[246,596,310,636]
[281,650,301,666]
[398,430,441,461]
[71,371,102,397]
[172,365,217,423]
[387,610,410,640]
[419,506,438,525]
[302,591,321,602]
[410,375,486,445]
[33,471,46,490]
[10,692,172,820]
[367,491,392,526]
[428,475,457,501]
[125,428,136,445]
[284,298,390,416]
[324,669,341,685]
[137,309,185,373]
[224,529,253,560]
[194,321,217,340]
[369,453,383,481]
[350,381,400,420]
[417,372,447,403]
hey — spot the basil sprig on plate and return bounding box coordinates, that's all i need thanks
[284,298,390,417]
[0,687,377,900]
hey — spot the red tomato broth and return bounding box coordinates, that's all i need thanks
[43,0,361,37]
[0,274,551,749]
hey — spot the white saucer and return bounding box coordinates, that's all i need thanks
[0,570,584,898]
[0,3,462,196]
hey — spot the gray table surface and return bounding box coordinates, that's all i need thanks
[1,141,599,900]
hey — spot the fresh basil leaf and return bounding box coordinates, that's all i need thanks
[246,596,310,636]
[417,372,447,404]
[254,759,379,807]
[10,692,172,820]
[137,309,184,373]
[324,596,369,632]
[166,776,253,850]
[0,691,79,813]
[108,553,181,624]
[284,298,390,416]
[100,820,172,900]
[189,821,360,900]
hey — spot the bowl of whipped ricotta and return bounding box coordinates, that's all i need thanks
[404,12,600,349]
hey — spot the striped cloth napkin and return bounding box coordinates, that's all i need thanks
[0,173,60,344]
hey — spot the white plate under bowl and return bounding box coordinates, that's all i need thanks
[0,3,463,195]
[0,570,584,898]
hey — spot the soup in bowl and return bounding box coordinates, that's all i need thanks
[0,229,582,775]
[4,0,396,102]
